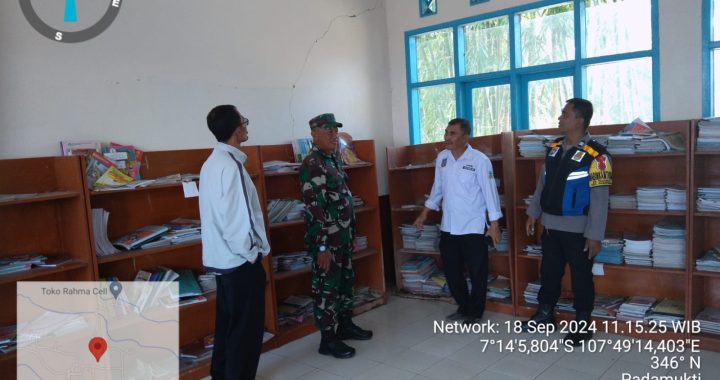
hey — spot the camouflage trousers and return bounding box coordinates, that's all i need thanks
[311,244,354,331]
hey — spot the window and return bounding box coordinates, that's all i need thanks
[704,0,720,116]
[406,0,658,144]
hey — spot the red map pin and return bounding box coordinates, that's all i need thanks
[88,337,108,362]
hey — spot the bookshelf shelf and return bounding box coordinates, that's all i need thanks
[343,162,374,170]
[0,260,87,285]
[391,206,424,212]
[0,156,97,378]
[96,240,202,264]
[264,171,299,177]
[694,151,720,156]
[397,248,441,256]
[387,164,435,172]
[692,270,720,279]
[608,209,686,217]
[694,212,720,218]
[272,249,378,281]
[89,182,186,196]
[0,191,80,207]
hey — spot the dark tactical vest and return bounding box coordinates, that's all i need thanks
[540,138,609,216]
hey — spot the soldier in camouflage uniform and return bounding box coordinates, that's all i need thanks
[300,113,372,359]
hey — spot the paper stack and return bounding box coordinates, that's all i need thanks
[617,296,657,321]
[623,234,653,266]
[651,219,686,269]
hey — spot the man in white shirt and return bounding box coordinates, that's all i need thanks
[414,118,502,324]
[200,105,270,380]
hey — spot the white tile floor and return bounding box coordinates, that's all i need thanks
[251,296,720,379]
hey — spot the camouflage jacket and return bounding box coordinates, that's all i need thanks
[300,146,356,252]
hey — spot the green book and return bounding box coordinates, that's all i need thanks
[177,269,202,298]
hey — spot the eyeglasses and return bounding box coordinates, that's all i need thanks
[239,115,249,128]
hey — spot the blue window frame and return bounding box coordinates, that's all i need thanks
[406,0,659,144]
[703,0,720,116]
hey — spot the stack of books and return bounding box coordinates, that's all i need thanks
[523,281,541,305]
[607,135,636,155]
[141,218,202,249]
[646,299,684,323]
[665,187,687,211]
[267,199,305,224]
[651,219,686,269]
[0,254,48,275]
[0,325,16,354]
[697,118,720,151]
[517,135,555,158]
[696,307,720,334]
[696,247,720,272]
[592,295,625,320]
[399,224,440,251]
[278,295,314,326]
[623,234,653,266]
[263,160,300,173]
[179,334,214,369]
[523,244,543,257]
[272,251,311,273]
[92,208,120,256]
[595,232,624,265]
[113,225,170,251]
[617,296,657,321]
[487,275,511,300]
[609,193,637,210]
[523,195,534,206]
[353,235,368,251]
[636,187,667,211]
[697,187,720,212]
[399,256,436,287]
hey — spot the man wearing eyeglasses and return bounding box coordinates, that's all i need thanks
[200,105,270,379]
[300,113,372,359]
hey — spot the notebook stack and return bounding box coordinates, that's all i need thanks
[697,187,720,212]
[400,224,440,251]
[595,232,624,265]
[272,251,312,273]
[651,219,686,269]
[646,299,684,323]
[696,308,720,334]
[523,244,543,257]
[636,187,666,211]
[487,275,511,300]
[517,135,555,157]
[617,296,657,321]
[623,234,653,267]
[523,281,541,305]
[665,187,687,211]
[592,295,625,320]
[609,193,637,210]
[697,118,720,151]
[696,247,720,272]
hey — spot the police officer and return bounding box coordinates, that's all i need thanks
[300,113,372,359]
[524,98,612,346]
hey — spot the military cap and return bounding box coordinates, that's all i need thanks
[309,113,343,129]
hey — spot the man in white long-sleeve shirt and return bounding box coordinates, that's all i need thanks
[200,105,270,380]
[414,118,502,324]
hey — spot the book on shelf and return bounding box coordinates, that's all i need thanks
[177,269,203,298]
[33,255,73,268]
[92,209,120,256]
[0,253,48,275]
[338,132,367,166]
[113,225,170,251]
[292,138,313,163]
[60,141,101,156]
[104,143,144,180]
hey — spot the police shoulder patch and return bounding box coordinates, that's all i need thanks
[589,154,612,187]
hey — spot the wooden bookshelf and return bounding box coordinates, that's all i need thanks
[0,156,97,378]
[386,134,514,315]
[689,119,720,351]
[260,140,386,346]
[511,121,693,345]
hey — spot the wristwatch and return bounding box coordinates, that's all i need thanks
[319,245,327,253]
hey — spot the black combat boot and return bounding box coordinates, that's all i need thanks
[564,310,593,347]
[521,304,556,332]
[336,312,373,340]
[319,329,355,359]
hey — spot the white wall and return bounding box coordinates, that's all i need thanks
[384,0,703,147]
[0,0,393,192]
